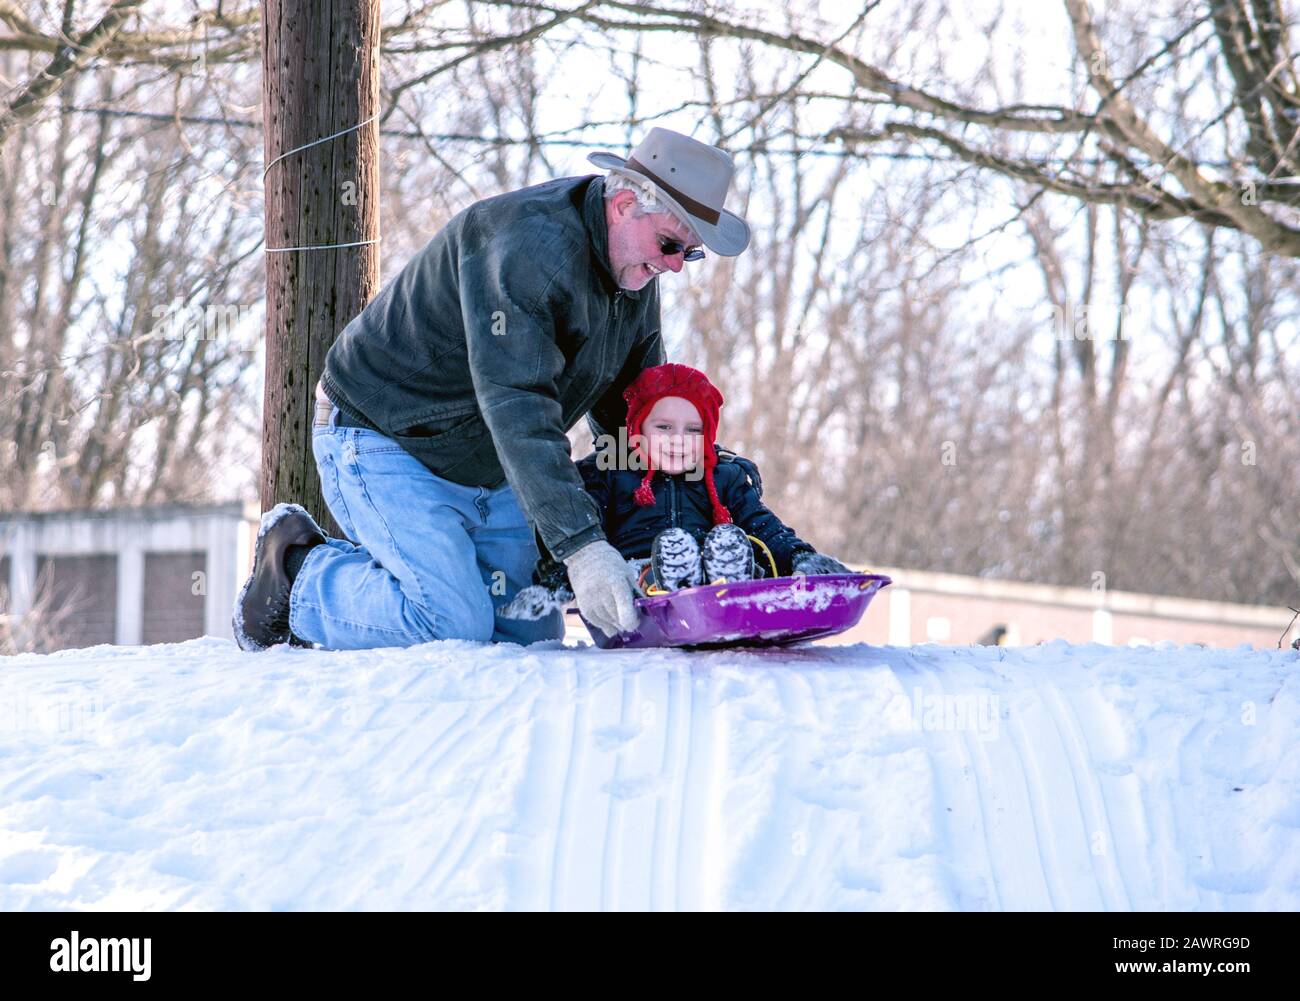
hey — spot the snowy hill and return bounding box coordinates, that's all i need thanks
[1,636,1296,910]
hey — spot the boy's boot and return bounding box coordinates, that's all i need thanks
[702,523,755,583]
[650,528,702,591]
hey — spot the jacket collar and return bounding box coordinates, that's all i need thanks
[582,175,641,300]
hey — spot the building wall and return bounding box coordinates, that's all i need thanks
[142,551,208,645]
[905,590,1095,646]
[1109,613,1277,648]
[35,554,118,650]
[0,503,257,651]
[830,567,1298,649]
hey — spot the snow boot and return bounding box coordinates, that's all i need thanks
[702,523,755,583]
[650,527,702,591]
[499,583,573,621]
[234,503,326,651]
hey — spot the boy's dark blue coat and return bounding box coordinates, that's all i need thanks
[532,450,820,590]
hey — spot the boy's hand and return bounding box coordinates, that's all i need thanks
[564,541,641,635]
[792,552,852,576]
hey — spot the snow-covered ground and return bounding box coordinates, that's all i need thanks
[1,635,1296,910]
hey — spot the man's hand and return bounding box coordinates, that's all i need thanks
[564,540,641,635]
[792,551,852,576]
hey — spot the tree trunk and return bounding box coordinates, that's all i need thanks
[260,0,380,532]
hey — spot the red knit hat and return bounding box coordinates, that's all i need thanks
[622,363,732,525]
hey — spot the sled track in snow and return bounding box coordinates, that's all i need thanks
[905,654,1004,910]
[905,653,1147,910]
[0,637,1295,910]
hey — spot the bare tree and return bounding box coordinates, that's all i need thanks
[0,60,265,512]
[0,557,76,654]
[2,0,1296,616]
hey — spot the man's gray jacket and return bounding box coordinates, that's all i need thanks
[320,174,664,562]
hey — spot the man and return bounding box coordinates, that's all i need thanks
[235,128,752,651]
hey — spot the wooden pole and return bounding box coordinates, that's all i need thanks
[260,0,380,533]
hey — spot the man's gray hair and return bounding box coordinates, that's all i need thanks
[604,171,699,240]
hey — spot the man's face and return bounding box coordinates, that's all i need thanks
[605,189,701,291]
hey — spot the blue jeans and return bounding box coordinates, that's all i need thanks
[288,405,564,649]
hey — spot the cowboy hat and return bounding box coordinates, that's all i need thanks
[587,127,751,257]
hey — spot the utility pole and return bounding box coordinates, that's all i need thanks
[260,0,380,532]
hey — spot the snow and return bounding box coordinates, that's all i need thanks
[715,576,871,612]
[1,636,1296,910]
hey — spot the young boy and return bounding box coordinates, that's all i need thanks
[503,363,851,620]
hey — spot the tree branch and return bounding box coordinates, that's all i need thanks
[0,0,145,148]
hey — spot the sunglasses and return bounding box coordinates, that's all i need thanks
[657,235,705,262]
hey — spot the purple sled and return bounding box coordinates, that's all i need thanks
[568,572,892,650]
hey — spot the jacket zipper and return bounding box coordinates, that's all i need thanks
[597,290,623,408]
[669,476,677,527]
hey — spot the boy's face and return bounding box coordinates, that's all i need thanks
[642,396,703,474]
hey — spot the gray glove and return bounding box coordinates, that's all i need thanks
[792,551,851,576]
[564,540,641,635]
